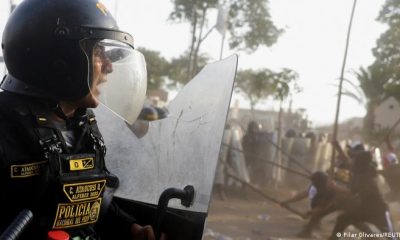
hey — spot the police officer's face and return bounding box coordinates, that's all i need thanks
[85,44,113,108]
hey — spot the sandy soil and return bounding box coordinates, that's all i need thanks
[204,183,400,240]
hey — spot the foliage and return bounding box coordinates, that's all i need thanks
[228,0,283,51]
[169,0,218,78]
[235,68,300,110]
[138,47,170,90]
[339,78,365,106]
[271,68,301,100]
[138,47,210,90]
[352,65,388,105]
[372,0,400,97]
[142,0,294,110]
[166,52,210,88]
[359,0,400,141]
[352,64,391,142]
[169,0,283,79]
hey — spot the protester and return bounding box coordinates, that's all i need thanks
[280,171,368,238]
[329,151,392,239]
[380,135,400,200]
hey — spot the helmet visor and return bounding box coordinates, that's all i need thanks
[82,39,147,124]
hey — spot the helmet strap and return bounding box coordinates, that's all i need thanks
[53,104,70,122]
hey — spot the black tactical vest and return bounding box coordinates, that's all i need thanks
[0,92,113,239]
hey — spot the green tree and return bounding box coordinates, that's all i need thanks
[353,65,389,142]
[372,0,400,95]
[138,47,170,91]
[355,0,400,142]
[167,52,210,88]
[169,0,283,80]
[138,47,210,91]
[271,68,301,101]
[235,68,299,111]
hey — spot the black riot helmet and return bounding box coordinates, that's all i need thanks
[138,106,159,121]
[351,150,377,176]
[1,0,147,124]
[247,121,262,134]
[347,141,366,158]
[154,107,169,120]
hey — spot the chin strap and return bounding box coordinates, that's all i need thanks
[53,104,70,121]
[53,104,89,126]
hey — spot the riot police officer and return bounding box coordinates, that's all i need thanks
[0,0,161,239]
[242,121,263,184]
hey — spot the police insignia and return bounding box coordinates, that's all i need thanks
[63,180,106,202]
[10,161,46,178]
[53,198,102,228]
[69,157,95,171]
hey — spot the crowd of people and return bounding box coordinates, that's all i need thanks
[216,119,400,239]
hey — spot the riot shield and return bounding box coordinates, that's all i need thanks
[94,55,238,239]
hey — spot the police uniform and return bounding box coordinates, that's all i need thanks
[0,92,135,239]
[0,0,147,238]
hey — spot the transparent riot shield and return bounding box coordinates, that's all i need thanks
[94,55,238,239]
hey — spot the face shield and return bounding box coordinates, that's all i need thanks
[81,38,147,124]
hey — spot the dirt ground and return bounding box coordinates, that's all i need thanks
[203,179,400,240]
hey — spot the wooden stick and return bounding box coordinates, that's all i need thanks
[224,169,307,219]
[221,143,311,179]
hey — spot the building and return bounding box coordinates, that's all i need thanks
[374,96,400,130]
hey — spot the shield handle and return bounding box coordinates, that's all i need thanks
[153,185,195,240]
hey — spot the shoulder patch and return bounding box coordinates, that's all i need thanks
[10,161,47,178]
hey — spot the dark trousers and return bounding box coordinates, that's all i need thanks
[300,206,336,235]
[329,207,390,240]
[299,205,371,236]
